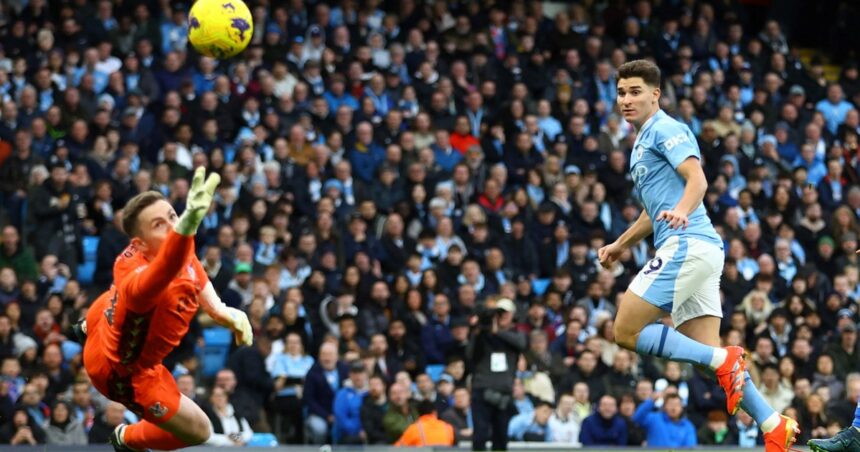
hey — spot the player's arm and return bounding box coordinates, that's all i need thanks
[615,209,653,249]
[598,209,651,269]
[124,230,195,302]
[656,157,707,229]
[199,281,253,346]
[125,168,220,301]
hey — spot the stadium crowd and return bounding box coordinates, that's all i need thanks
[1,0,860,448]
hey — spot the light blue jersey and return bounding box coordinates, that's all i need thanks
[630,110,722,249]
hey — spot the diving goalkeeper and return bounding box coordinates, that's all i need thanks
[82,168,252,451]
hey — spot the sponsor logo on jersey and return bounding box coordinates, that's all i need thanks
[663,133,689,151]
[632,165,648,186]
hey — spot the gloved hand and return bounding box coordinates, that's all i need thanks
[221,307,253,346]
[175,167,220,236]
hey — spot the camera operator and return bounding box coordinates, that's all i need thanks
[467,297,527,451]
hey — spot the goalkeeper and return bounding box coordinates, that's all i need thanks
[82,168,252,451]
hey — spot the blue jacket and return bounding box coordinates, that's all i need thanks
[303,362,349,419]
[432,145,463,174]
[632,399,697,447]
[579,413,627,446]
[508,412,550,441]
[333,385,367,440]
[349,142,385,183]
[324,91,359,112]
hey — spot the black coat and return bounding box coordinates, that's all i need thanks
[359,396,388,444]
[27,180,81,257]
[226,346,274,426]
[87,415,118,444]
[93,224,130,291]
[303,361,349,419]
[388,337,424,377]
[0,154,41,195]
[375,236,416,275]
[501,236,539,278]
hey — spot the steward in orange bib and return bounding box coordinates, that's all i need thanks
[395,400,456,447]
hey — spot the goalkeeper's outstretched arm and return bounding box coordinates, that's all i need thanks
[200,281,253,346]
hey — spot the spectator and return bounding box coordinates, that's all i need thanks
[571,382,593,421]
[579,395,627,446]
[0,316,36,361]
[523,328,567,385]
[812,354,845,401]
[43,400,86,445]
[87,402,129,444]
[697,409,738,446]
[226,336,274,429]
[816,84,854,135]
[735,410,763,447]
[825,324,860,380]
[559,349,606,400]
[270,332,314,443]
[205,386,254,446]
[68,381,99,432]
[602,349,638,398]
[420,293,454,364]
[395,399,455,447]
[0,226,37,282]
[18,383,49,425]
[618,393,646,446]
[332,360,368,444]
[632,392,697,448]
[548,393,581,445]
[508,399,553,442]
[829,373,860,427]
[41,343,72,402]
[440,387,473,444]
[0,408,45,445]
[176,374,199,403]
[359,374,388,444]
[27,163,80,270]
[303,341,348,444]
[383,380,418,443]
[413,373,447,413]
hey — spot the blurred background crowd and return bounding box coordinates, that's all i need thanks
[1,0,860,448]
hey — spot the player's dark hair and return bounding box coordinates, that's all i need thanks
[618,60,662,88]
[122,190,167,238]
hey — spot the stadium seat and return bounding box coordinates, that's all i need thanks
[425,364,445,382]
[200,327,232,378]
[531,278,551,296]
[77,236,100,285]
[248,432,279,447]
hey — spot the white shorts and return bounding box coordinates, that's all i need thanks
[629,235,724,327]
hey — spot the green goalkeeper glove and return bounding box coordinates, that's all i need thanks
[175,167,220,236]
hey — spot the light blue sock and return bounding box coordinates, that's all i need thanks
[739,371,779,431]
[635,324,717,367]
[853,394,860,428]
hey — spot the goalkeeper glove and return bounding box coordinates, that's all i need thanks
[222,307,253,346]
[175,167,220,236]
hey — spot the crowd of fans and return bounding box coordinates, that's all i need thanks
[1,0,860,448]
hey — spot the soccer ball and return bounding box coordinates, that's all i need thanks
[188,0,253,59]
